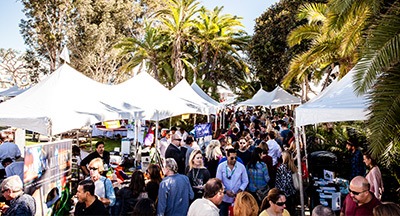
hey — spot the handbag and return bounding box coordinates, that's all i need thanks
[292,172,300,191]
[249,169,270,201]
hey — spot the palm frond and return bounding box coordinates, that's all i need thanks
[353,8,400,94]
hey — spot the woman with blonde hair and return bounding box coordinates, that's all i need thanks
[86,158,116,207]
[187,150,210,200]
[204,140,223,178]
[233,191,259,216]
[275,151,296,215]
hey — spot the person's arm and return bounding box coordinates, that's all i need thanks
[80,153,93,176]
[187,177,194,200]
[263,164,270,183]
[239,164,249,192]
[157,181,168,216]
[105,178,116,206]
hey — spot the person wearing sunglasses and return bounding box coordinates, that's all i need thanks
[216,148,248,216]
[85,158,116,208]
[165,133,187,174]
[341,176,381,216]
[259,188,290,216]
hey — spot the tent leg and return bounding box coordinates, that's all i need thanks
[214,113,218,134]
[194,114,197,125]
[301,126,309,171]
[155,119,159,164]
[295,126,305,216]
[219,109,222,129]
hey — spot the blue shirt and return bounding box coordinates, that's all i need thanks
[157,173,194,216]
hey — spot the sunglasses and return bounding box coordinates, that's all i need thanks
[229,157,237,160]
[1,189,8,193]
[274,201,286,206]
[174,139,182,141]
[89,167,98,171]
[239,142,246,144]
[349,188,367,196]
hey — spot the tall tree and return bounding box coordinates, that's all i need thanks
[248,0,320,95]
[19,0,74,73]
[68,0,153,84]
[156,0,201,84]
[284,2,369,100]
[115,21,169,81]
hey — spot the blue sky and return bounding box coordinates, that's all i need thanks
[0,0,279,52]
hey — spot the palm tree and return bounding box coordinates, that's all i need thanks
[155,0,201,84]
[284,2,369,101]
[192,6,244,75]
[351,4,400,158]
[115,22,168,81]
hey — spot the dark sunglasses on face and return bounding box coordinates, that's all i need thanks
[274,201,286,206]
[349,188,367,196]
[230,157,237,160]
[239,142,246,144]
[174,139,182,141]
[89,167,98,171]
[1,189,8,193]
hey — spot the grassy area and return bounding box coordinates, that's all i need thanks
[25,134,122,153]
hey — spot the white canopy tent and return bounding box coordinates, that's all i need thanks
[107,72,203,121]
[171,79,218,115]
[0,64,130,135]
[293,67,369,216]
[295,68,369,126]
[191,82,221,107]
[238,86,301,108]
[238,88,270,106]
[0,85,31,97]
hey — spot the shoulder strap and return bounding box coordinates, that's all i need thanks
[249,168,258,188]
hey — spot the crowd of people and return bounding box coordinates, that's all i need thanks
[0,107,395,216]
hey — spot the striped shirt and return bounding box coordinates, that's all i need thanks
[247,162,270,192]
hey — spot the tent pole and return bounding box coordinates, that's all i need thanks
[301,126,309,171]
[194,114,197,125]
[219,108,223,129]
[214,112,218,134]
[155,117,159,165]
[222,109,225,129]
[295,126,305,216]
[207,114,210,123]
[134,119,138,155]
[169,117,172,129]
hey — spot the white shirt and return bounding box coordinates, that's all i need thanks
[267,139,282,166]
[0,142,21,169]
[216,161,249,204]
[187,198,219,216]
[159,137,169,158]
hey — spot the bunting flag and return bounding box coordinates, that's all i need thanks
[195,123,212,138]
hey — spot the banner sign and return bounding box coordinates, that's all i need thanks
[24,140,72,216]
[195,123,212,138]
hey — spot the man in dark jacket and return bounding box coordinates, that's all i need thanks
[80,141,110,176]
[165,133,187,174]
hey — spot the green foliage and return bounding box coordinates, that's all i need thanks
[284,1,369,95]
[248,0,320,94]
[19,0,74,73]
